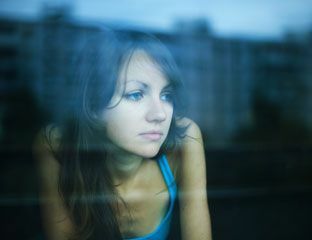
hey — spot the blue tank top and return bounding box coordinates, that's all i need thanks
[124,155,177,240]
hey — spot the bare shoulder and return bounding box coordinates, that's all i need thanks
[177,117,203,144]
[32,124,63,199]
[175,119,212,239]
[33,124,63,197]
[33,126,74,239]
[166,118,204,184]
[33,124,62,187]
[33,124,62,159]
[35,124,61,148]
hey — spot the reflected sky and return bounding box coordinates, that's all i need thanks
[0,0,312,39]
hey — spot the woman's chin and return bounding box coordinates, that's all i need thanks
[130,145,161,159]
[113,141,163,159]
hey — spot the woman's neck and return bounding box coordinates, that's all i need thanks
[107,151,144,185]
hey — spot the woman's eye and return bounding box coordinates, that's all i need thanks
[161,92,173,103]
[124,91,144,101]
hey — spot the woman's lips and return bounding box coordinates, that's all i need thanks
[139,131,163,141]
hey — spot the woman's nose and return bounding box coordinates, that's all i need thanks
[145,98,166,123]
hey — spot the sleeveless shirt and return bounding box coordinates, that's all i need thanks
[124,155,177,240]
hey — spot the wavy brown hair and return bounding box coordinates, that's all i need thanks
[46,29,188,240]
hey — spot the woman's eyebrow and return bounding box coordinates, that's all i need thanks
[125,80,148,89]
[162,84,173,90]
[126,80,172,90]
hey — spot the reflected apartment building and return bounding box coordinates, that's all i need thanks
[160,31,256,144]
[0,14,311,146]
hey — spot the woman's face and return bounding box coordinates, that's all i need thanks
[102,50,173,158]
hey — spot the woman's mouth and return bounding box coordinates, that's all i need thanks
[139,131,163,141]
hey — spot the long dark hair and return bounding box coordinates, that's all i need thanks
[46,28,187,240]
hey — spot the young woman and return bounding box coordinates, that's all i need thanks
[33,30,212,240]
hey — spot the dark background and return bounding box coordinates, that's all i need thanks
[0,3,312,240]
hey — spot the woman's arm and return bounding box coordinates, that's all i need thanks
[33,129,74,240]
[177,118,212,240]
